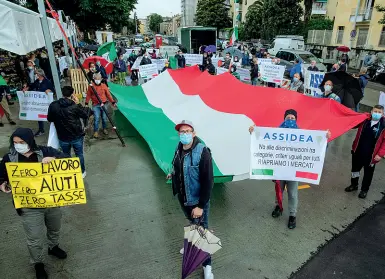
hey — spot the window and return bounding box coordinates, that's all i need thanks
[379,27,385,47]
[336,26,344,44]
[287,52,296,62]
[298,54,320,64]
[356,28,369,48]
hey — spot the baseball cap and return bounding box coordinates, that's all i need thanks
[175,120,195,131]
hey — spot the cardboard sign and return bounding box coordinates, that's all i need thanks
[151,59,167,71]
[131,56,143,70]
[17,91,54,121]
[258,58,273,65]
[260,64,285,84]
[250,127,328,184]
[6,158,86,209]
[236,68,251,82]
[217,67,229,75]
[184,54,203,66]
[139,64,159,79]
[304,71,325,98]
[211,57,224,68]
[159,46,179,56]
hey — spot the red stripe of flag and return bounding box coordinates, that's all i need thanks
[38,114,47,119]
[296,171,318,180]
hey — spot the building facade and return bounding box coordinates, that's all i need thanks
[139,18,149,34]
[181,0,198,26]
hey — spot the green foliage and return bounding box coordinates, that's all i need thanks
[243,0,303,40]
[147,13,163,33]
[376,5,385,24]
[307,18,334,30]
[195,0,232,31]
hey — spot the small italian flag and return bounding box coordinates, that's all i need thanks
[229,27,238,46]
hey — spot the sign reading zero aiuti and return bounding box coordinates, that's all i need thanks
[250,127,328,184]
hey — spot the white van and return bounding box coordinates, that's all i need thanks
[268,36,304,56]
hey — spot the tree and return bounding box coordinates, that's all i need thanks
[9,0,137,33]
[303,0,313,25]
[376,5,385,24]
[243,0,303,40]
[148,13,163,33]
[195,0,232,33]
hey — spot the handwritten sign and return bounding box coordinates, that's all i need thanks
[236,68,251,82]
[17,91,54,121]
[250,127,327,184]
[139,64,159,79]
[260,64,285,84]
[258,58,273,65]
[304,71,325,98]
[159,46,179,56]
[211,57,224,68]
[151,59,167,71]
[184,54,203,66]
[6,158,86,209]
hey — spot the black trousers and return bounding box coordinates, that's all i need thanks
[351,152,376,192]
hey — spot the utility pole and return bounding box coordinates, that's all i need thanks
[58,10,71,67]
[37,0,62,98]
[350,0,361,49]
[134,12,138,34]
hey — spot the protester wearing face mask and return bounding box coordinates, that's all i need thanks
[175,50,186,69]
[222,53,231,69]
[85,73,116,139]
[322,80,341,103]
[140,52,152,66]
[249,110,331,229]
[250,57,259,86]
[230,64,240,80]
[167,120,214,279]
[39,51,53,82]
[289,73,304,93]
[331,63,339,72]
[95,60,108,83]
[232,56,242,68]
[87,62,97,83]
[205,58,216,75]
[23,69,55,137]
[345,105,385,199]
[24,61,36,87]
[114,54,127,85]
[307,60,319,72]
[0,128,68,279]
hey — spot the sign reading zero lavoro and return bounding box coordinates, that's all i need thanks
[250,127,328,184]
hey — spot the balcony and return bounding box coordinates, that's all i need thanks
[312,2,327,15]
[350,8,373,22]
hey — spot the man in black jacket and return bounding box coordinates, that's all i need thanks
[167,120,214,279]
[175,50,186,68]
[140,52,152,66]
[250,57,259,85]
[47,86,91,178]
[0,128,68,279]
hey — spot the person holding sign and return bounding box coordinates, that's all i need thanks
[249,110,331,229]
[322,80,341,103]
[345,105,385,199]
[0,128,68,279]
[175,50,186,69]
[289,73,304,93]
[205,58,216,75]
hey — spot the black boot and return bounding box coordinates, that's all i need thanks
[345,177,359,192]
[358,190,368,199]
[288,216,296,229]
[34,263,48,279]
[272,205,283,218]
[48,245,67,259]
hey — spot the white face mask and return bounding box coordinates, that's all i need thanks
[14,143,30,154]
[324,85,332,92]
[95,80,101,85]
[28,66,33,70]
[41,54,47,58]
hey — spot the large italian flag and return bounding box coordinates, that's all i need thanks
[109,67,367,182]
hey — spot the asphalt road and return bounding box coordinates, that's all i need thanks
[1,107,385,279]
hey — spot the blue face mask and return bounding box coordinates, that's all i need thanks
[372,112,382,121]
[180,133,193,145]
[293,77,299,82]
[280,119,298,129]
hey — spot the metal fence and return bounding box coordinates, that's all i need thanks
[307,30,333,45]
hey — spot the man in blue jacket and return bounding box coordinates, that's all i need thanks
[290,58,302,80]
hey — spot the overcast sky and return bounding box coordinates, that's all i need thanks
[134,0,181,19]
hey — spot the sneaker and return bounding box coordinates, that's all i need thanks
[35,131,45,137]
[345,185,358,192]
[0,123,4,127]
[82,171,87,179]
[9,121,16,125]
[272,205,283,218]
[180,247,184,255]
[103,129,109,135]
[93,132,99,138]
[288,216,296,229]
[358,191,368,199]
[48,245,67,259]
[34,263,48,279]
[203,265,214,279]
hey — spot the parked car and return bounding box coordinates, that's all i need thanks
[309,49,336,72]
[268,35,304,56]
[275,49,327,77]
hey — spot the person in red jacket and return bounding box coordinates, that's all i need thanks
[85,73,116,138]
[345,105,385,198]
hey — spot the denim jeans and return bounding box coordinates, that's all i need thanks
[92,103,108,132]
[277,181,299,216]
[251,78,258,86]
[178,194,212,266]
[59,137,86,173]
[38,121,45,133]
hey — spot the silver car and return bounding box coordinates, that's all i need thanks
[275,49,327,72]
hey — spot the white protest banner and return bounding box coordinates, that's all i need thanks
[260,64,285,84]
[250,127,328,184]
[236,68,251,82]
[258,58,273,65]
[159,46,179,56]
[139,64,159,79]
[379,91,385,108]
[304,71,325,98]
[131,56,143,70]
[211,57,224,68]
[151,59,167,71]
[216,67,228,75]
[17,91,54,121]
[184,54,203,66]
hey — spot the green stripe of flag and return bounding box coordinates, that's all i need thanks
[252,169,274,175]
[20,113,27,117]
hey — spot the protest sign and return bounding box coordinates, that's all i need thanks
[159,46,179,56]
[17,91,54,121]
[304,71,325,98]
[151,59,167,71]
[139,64,159,79]
[184,54,203,66]
[250,127,327,184]
[379,91,385,108]
[258,58,273,65]
[131,56,143,70]
[6,158,86,209]
[260,64,285,84]
[236,68,251,82]
[211,57,224,68]
[216,67,228,75]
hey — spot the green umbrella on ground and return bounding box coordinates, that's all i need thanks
[97,42,118,61]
